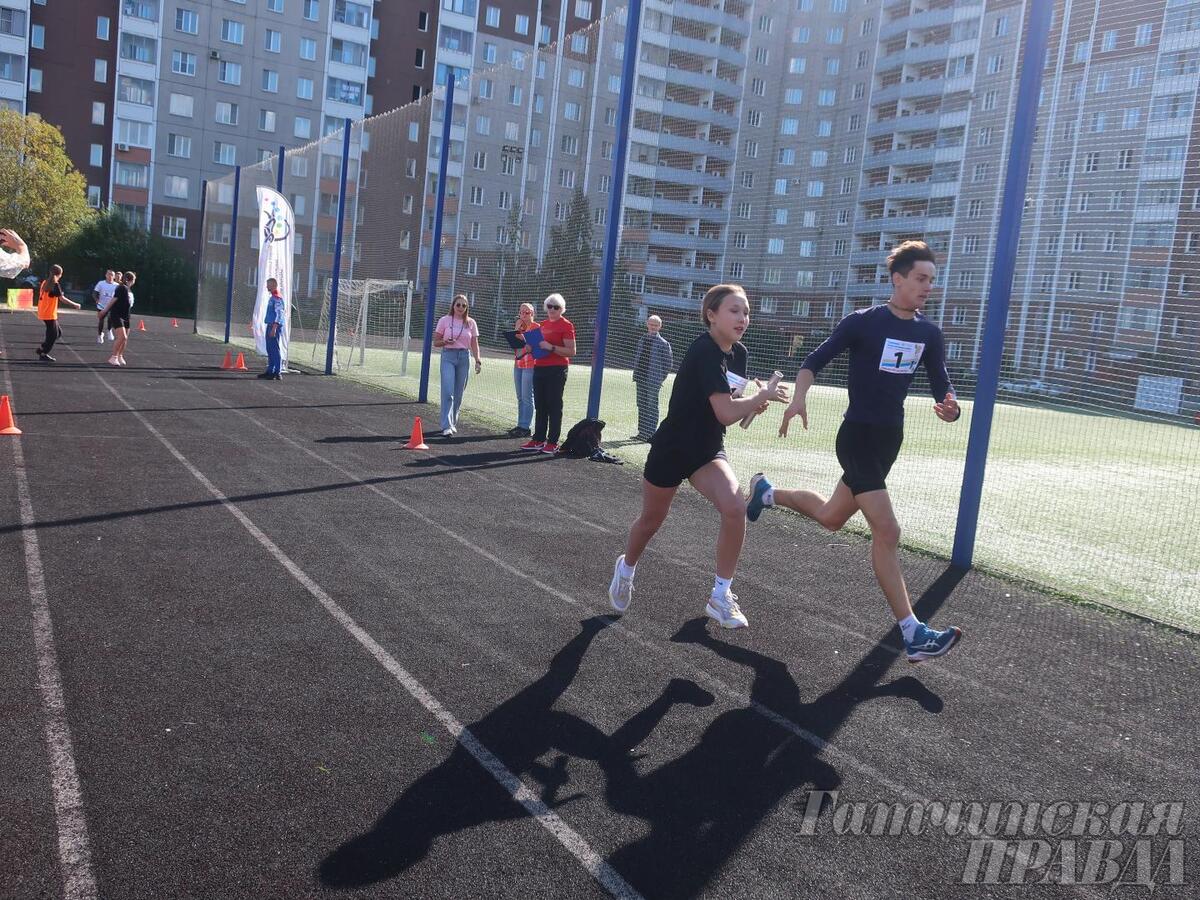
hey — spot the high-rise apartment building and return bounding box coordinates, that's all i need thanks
[23,0,377,271]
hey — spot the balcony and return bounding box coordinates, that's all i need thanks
[878,41,953,67]
[649,194,728,220]
[631,125,736,160]
[868,110,943,137]
[647,227,724,252]
[879,5,957,41]
[872,76,952,104]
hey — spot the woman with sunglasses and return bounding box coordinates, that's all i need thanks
[433,294,482,436]
[521,293,576,454]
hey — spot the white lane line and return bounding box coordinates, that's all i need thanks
[67,350,642,900]
[0,323,99,900]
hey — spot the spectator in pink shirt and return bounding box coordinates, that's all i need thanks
[433,294,482,437]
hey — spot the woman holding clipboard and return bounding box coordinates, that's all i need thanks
[506,303,537,437]
[520,293,575,454]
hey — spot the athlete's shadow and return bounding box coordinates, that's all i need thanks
[318,615,661,888]
[593,617,940,899]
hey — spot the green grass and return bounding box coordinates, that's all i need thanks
[216,330,1200,632]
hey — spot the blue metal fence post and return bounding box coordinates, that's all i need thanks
[276,144,285,193]
[324,119,354,376]
[223,166,241,344]
[587,0,643,420]
[195,178,207,335]
[951,1,1054,567]
[419,74,455,404]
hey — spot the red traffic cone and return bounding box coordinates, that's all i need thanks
[137,319,146,331]
[233,352,248,371]
[171,318,179,328]
[0,395,21,435]
[404,417,429,450]
[220,350,233,369]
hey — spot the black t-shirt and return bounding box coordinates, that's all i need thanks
[650,333,747,462]
[108,285,131,318]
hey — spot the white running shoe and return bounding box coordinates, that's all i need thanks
[609,554,633,613]
[107,356,120,366]
[97,334,105,344]
[107,329,114,340]
[118,356,127,366]
[705,590,749,629]
[441,428,453,437]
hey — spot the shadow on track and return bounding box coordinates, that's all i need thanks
[318,570,960,896]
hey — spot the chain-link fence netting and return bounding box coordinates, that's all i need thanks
[196,0,1199,630]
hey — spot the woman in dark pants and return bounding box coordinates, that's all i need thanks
[521,293,576,455]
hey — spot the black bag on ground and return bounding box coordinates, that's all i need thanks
[557,417,623,463]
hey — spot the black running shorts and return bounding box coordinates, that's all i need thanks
[835,420,904,495]
[643,443,728,489]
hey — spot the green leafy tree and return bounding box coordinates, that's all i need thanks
[538,186,597,354]
[59,209,197,315]
[0,110,92,265]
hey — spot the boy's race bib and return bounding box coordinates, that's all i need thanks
[879,338,925,375]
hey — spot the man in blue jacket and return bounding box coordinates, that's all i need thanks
[746,240,963,664]
[630,314,673,441]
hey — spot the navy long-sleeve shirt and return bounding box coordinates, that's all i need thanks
[800,304,954,425]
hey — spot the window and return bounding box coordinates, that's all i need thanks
[175,8,199,34]
[114,161,148,188]
[1135,23,1153,47]
[300,37,317,60]
[97,15,110,39]
[1084,152,1100,173]
[987,54,1004,75]
[818,89,836,106]
[220,19,244,44]
[267,0,283,11]
[167,133,191,158]
[91,59,107,83]
[1099,272,1114,293]
[218,61,241,85]
[472,150,486,170]
[89,144,103,167]
[332,38,368,66]
[87,186,102,208]
[563,101,580,121]
[118,76,154,106]
[162,216,187,240]
[475,115,490,135]
[571,33,588,53]
[516,13,529,34]
[470,185,484,205]
[120,33,157,64]
[264,29,281,52]
[977,127,993,147]
[170,51,195,76]
[294,116,311,139]
[259,69,279,93]
[306,0,319,20]
[789,57,806,74]
[168,93,192,117]
[963,235,979,254]
[30,23,43,48]
[972,163,989,183]
[163,175,189,199]
[327,77,364,105]
[213,142,237,166]
[215,102,238,125]
[1123,108,1141,130]
[259,109,276,132]
[982,90,997,112]
[334,0,370,28]
[297,77,314,100]
[807,181,824,197]
[485,5,499,26]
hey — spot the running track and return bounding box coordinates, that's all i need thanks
[2,311,1197,899]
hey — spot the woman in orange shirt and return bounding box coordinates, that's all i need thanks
[36,264,82,362]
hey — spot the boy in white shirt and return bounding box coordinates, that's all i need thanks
[93,269,118,343]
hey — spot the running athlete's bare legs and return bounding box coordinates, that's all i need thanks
[853,489,913,622]
[772,479,859,532]
[688,458,745,580]
[624,480,678,567]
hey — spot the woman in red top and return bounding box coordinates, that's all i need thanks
[521,293,576,454]
[508,302,537,437]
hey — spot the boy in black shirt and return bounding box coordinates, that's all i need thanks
[608,284,788,628]
[746,241,963,662]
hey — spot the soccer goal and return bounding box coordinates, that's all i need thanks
[313,278,415,373]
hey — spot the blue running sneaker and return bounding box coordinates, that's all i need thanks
[905,623,962,663]
[746,473,773,523]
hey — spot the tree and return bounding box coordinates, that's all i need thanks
[538,186,597,354]
[58,209,197,315]
[0,110,92,265]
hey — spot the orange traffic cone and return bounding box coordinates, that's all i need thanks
[171,318,179,328]
[220,350,233,369]
[0,395,20,435]
[233,352,248,371]
[404,416,429,450]
[138,319,146,331]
